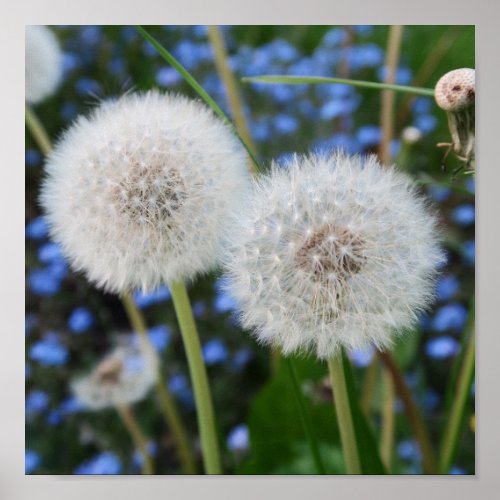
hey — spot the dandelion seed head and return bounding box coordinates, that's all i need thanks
[435,68,475,112]
[224,152,444,359]
[25,26,63,104]
[71,341,157,410]
[41,91,250,293]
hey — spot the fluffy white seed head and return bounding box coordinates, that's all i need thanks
[25,25,63,104]
[41,91,250,293]
[435,68,475,112]
[72,340,158,410]
[223,152,444,359]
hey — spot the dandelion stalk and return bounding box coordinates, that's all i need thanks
[25,105,51,156]
[439,322,475,474]
[241,75,435,97]
[379,350,437,474]
[169,280,222,474]
[115,403,154,475]
[380,370,395,471]
[328,354,361,474]
[284,358,326,474]
[122,294,197,474]
[360,359,378,416]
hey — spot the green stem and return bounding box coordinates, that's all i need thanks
[122,293,197,474]
[380,369,395,471]
[379,351,437,474]
[241,75,435,97]
[169,280,222,474]
[439,325,475,474]
[116,404,154,475]
[328,354,361,474]
[284,358,326,474]
[25,104,52,156]
[360,359,378,416]
[135,25,262,174]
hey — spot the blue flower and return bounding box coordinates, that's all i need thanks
[25,149,41,167]
[61,102,78,122]
[202,339,229,366]
[25,217,48,240]
[107,57,126,76]
[321,28,347,47]
[59,396,82,415]
[133,285,170,308]
[156,67,182,87]
[414,114,438,134]
[28,268,62,296]
[62,51,82,74]
[425,336,460,359]
[25,313,38,336]
[449,466,466,475]
[452,204,475,226]
[169,374,194,407]
[37,242,63,264]
[268,38,298,63]
[346,44,384,70]
[356,125,381,148]
[29,333,69,366]
[397,439,421,461]
[25,450,41,474]
[436,275,460,301]
[214,285,237,314]
[68,307,94,333]
[313,133,360,155]
[74,452,122,475]
[146,325,171,352]
[46,409,63,426]
[231,348,254,372]
[79,26,102,46]
[462,240,475,266]
[431,303,468,332]
[355,25,374,36]
[412,97,433,115]
[350,345,375,368]
[192,301,207,318]
[426,185,451,203]
[273,113,299,135]
[466,177,475,194]
[26,390,49,416]
[320,97,359,121]
[75,77,102,97]
[227,424,249,452]
[250,118,271,143]
[378,66,413,85]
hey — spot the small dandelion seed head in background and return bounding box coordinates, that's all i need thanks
[223,152,444,359]
[41,91,250,293]
[25,26,63,104]
[434,68,475,112]
[71,340,158,410]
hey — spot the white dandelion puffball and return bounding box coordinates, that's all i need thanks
[72,341,158,410]
[223,153,444,359]
[25,25,63,104]
[41,91,250,293]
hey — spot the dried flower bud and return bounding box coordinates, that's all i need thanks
[435,68,475,112]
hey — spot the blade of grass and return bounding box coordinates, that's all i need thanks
[242,75,435,97]
[135,25,263,174]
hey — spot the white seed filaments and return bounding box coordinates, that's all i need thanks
[72,341,158,410]
[224,153,444,359]
[25,25,63,104]
[41,91,250,293]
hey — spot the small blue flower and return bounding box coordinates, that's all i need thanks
[322,28,347,47]
[320,97,358,121]
[37,242,63,264]
[268,38,298,63]
[25,450,41,474]
[250,118,271,143]
[347,44,384,70]
[30,333,69,366]
[74,452,122,475]
[107,57,126,76]
[227,424,250,452]
[356,125,381,148]
[28,268,62,296]
[436,275,460,301]
[133,285,170,308]
[62,51,82,74]
[214,286,237,314]
[79,26,102,46]
[25,217,48,240]
[26,390,49,416]
[414,114,438,134]
[75,77,102,96]
[25,313,38,336]
[462,240,475,266]
[452,204,475,226]
[59,396,82,415]
[156,67,182,87]
[422,389,440,412]
[397,439,421,461]
[431,303,468,332]
[350,345,375,368]
[231,348,254,372]
[355,25,374,36]
[425,336,460,359]
[25,149,41,167]
[273,113,299,135]
[426,185,451,203]
[61,102,78,122]
[466,177,475,194]
[192,301,207,318]
[449,466,466,475]
[202,339,229,366]
[68,307,94,334]
[46,409,63,426]
[412,97,433,115]
[147,325,171,352]
[169,374,194,407]
[378,66,413,85]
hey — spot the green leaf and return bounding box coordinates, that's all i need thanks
[242,75,435,97]
[135,25,263,173]
[341,351,387,474]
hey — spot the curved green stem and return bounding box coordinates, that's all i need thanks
[169,280,222,474]
[116,404,154,475]
[380,369,395,471]
[360,359,378,416]
[328,354,361,474]
[122,293,197,474]
[284,358,326,474]
[439,325,475,474]
[25,104,52,156]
